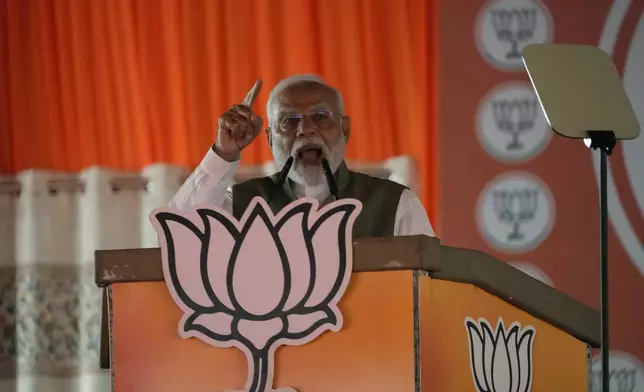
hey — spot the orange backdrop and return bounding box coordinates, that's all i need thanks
[0,0,439,222]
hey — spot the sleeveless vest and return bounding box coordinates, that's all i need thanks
[231,162,407,238]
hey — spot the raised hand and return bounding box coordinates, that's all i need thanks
[214,79,264,162]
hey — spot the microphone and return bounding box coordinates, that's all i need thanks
[321,158,339,201]
[268,156,294,204]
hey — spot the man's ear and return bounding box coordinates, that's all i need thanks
[342,115,351,141]
[265,127,273,148]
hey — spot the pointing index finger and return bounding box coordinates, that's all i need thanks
[242,78,263,107]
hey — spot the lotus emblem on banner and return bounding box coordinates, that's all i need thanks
[150,197,362,392]
[465,317,536,392]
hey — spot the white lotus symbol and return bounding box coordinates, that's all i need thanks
[150,197,362,392]
[465,317,536,392]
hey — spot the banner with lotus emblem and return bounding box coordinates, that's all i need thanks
[440,0,644,386]
[149,196,363,392]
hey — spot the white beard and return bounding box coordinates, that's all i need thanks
[272,135,346,186]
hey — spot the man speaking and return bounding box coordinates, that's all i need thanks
[169,75,435,238]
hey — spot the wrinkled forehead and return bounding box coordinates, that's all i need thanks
[276,82,340,115]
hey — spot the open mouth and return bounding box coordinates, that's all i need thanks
[296,146,324,165]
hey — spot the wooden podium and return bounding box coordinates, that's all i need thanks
[95,235,599,392]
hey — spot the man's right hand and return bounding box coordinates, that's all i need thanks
[214,79,264,162]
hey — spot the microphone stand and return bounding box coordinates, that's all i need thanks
[268,157,294,204]
[321,158,339,201]
[268,157,339,204]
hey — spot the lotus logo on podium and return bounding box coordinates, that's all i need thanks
[465,317,536,392]
[150,197,362,392]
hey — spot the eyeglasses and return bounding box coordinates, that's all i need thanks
[278,110,343,132]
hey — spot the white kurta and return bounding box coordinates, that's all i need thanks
[169,148,436,237]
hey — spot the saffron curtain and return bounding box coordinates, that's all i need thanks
[0,0,438,222]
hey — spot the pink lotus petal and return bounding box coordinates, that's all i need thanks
[203,213,236,310]
[237,317,284,350]
[278,209,312,311]
[161,218,213,308]
[491,327,511,392]
[232,211,285,316]
[517,328,535,392]
[305,212,346,307]
[483,322,495,389]
[465,319,488,391]
[190,312,234,336]
[506,327,520,392]
[286,311,329,334]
